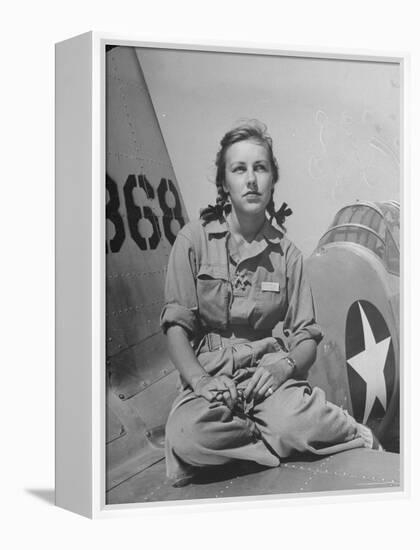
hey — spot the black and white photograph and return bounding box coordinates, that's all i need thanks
[105,44,401,505]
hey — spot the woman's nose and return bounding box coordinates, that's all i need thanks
[247,170,257,188]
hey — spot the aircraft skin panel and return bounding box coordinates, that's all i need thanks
[106,46,188,488]
[106,371,179,491]
[123,370,180,435]
[107,330,171,400]
[106,406,126,444]
[107,47,172,168]
[106,46,187,398]
[106,449,399,505]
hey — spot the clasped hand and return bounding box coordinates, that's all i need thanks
[243,352,294,403]
[193,352,294,408]
[193,374,238,409]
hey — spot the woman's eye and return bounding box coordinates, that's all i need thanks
[234,167,245,173]
[255,164,268,172]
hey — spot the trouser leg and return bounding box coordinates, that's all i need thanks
[165,395,279,481]
[252,379,365,458]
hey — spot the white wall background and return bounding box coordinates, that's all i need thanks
[2,0,418,547]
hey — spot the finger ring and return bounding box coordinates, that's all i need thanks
[216,392,224,400]
[266,387,273,397]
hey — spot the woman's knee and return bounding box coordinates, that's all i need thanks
[166,398,230,458]
[166,406,198,456]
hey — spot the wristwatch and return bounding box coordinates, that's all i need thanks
[283,356,297,377]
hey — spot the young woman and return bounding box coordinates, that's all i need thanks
[160,120,376,486]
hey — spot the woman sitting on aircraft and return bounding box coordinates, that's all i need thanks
[160,120,377,486]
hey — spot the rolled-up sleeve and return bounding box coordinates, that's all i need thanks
[160,232,200,337]
[283,252,323,350]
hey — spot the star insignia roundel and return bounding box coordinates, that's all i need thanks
[345,300,395,425]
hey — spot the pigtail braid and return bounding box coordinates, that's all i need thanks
[266,196,293,231]
[200,181,231,223]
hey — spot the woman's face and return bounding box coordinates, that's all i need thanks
[223,139,274,218]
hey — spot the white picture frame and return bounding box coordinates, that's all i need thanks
[55,31,408,518]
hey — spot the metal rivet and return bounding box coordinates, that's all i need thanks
[119,394,125,400]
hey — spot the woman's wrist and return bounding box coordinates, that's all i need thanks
[280,356,297,378]
[191,372,211,392]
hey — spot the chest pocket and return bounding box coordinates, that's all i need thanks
[196,264,230,329]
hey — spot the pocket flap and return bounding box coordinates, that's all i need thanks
[197,264,228,281]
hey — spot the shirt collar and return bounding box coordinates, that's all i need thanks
[204,216,283,244]
[260,219,283,244]
[203,218,229,236]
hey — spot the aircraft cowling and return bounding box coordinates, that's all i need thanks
[305,242,399,450]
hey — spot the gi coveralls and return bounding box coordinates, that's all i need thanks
[160,218,367,483]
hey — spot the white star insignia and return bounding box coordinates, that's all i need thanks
[347,302,391,423]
